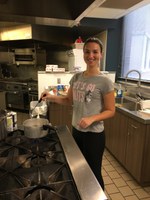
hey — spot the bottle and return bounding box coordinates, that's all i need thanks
[75,36,83,43]
[117,84,123,98]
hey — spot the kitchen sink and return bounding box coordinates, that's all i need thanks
[116,97,140,111]
[119,102,138,111]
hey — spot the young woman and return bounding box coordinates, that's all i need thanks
[41,37,115,190]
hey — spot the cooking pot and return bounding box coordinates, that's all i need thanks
[23,118,50,139]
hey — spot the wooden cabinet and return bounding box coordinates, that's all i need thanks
[0,91,6,110]
[105,111,127,165]
[125,118,146,182]
[48,103,72,132]
[105,109,150,186]
[142,125,150,184]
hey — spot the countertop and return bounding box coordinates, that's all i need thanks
[116,105,150,124]
[0,78,37,83]
[57,125,107,200]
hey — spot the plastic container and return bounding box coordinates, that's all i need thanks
[30,101,48,118]
[6,115,13,132]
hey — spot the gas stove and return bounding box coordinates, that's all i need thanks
[0,128,80,200]
[0,125,107,200]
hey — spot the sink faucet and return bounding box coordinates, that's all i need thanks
[125,69,141,88]
[125,70,142,106]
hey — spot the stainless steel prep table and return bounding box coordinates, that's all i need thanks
[57,125,107,200]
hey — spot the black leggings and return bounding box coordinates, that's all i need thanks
[72,127,105,190]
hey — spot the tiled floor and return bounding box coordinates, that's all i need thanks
[103,149,150,200]
[16,111,150,200]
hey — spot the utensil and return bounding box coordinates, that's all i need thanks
[135,93,145,101]
[30,94,46,118]
[32,94,46,113]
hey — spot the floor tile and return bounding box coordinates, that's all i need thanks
[110,159,121,167]
[144,187,150,193]
[107,171,121,179]
[110,192,125,200]
[120,172,133,182]
[102,168,108,176]
[119,186,134,197]
[102,158,111,166]
[103,164,115,172]
[125,196,139,200]
[126,180,141,190]
[104,176,113,185]
[113,177,127,187]
[134,188,150,199]
[105,183,119,194]
[115,165,127,174]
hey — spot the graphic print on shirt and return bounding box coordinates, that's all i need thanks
[73,81,96,103]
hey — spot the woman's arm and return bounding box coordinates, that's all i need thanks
[41,87,73,106]
[78,90,115,129]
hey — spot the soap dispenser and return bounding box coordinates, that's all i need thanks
[117,84,123,98]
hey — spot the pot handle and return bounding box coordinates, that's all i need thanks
[42,124,56,132]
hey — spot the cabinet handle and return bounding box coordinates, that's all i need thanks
[131,124,137,129]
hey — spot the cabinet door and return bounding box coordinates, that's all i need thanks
[104,115,117,153]
[48,103,72,132]
[104,110,128,165]
[114,112,128,165]
[0,91,6,110]
[48,103,62,126]
[104,118,111,149]
[61,105,72,132]
[142,125,150,184]
[125,118,146,181]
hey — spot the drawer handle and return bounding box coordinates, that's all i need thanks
[131,124,137,129]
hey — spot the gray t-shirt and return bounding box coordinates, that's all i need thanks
[70,72,114,133]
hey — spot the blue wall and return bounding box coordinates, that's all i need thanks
[80,17,123,79]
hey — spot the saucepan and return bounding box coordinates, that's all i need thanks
[23,118,55,139]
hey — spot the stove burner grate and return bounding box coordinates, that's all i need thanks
[0,129,81,200]
[0,180,80,200]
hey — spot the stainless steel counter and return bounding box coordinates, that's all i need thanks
[116,106,150,124]
[56,125,107,200]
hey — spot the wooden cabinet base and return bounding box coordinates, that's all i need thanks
[105,109,150,186]
[48,103,72,132]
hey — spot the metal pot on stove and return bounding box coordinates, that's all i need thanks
[23,118,53,139]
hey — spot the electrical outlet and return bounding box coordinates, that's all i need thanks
[57,78,61,84]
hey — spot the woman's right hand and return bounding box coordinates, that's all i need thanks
[40,91,53,101]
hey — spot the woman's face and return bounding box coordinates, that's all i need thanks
[83,42,102,67]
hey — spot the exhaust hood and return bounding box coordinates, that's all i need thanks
[0,0,148,28]
[0,25,32,41]
[0,0,149,44]
[0,24,75,46]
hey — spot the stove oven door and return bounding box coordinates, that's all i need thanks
[5,91,29,111]
[28,93,38,102]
